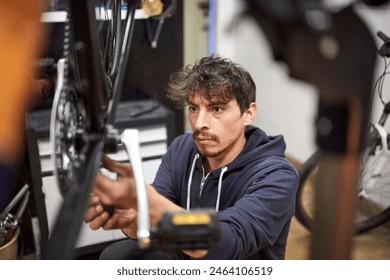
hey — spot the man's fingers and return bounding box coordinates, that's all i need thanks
[89,211,111,230]
[102,213,119,230]
[101,155,133,177]
[93,171,134,209]
[84,203,104,223]
[88,193,101,206]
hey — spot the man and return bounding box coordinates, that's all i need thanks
[84,54,299,259]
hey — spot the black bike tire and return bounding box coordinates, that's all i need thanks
[295,150,390,235]
[295,150,320,232]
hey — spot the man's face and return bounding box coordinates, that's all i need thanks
[188,93,251,161]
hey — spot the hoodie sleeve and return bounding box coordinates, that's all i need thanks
[201,160,298,259]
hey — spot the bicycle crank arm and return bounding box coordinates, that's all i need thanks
[121,129,151,249]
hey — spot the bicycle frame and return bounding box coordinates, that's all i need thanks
[43,0,141,259]
[70,0,137,131]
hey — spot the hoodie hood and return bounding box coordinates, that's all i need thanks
[229,125,287,171]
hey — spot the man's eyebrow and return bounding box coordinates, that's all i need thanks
[187,101,197,106]
[187,98,230,106]
[208,100,229,106]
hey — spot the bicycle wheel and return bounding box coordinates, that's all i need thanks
[295,150,320,232]
[295,146,390,235]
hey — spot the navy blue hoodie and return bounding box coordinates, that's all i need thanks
[152,125,299,259]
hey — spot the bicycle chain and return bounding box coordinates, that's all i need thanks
[53,3,85,195]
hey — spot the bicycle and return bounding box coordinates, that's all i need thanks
[44,0,219,259]
[295,30,390,235]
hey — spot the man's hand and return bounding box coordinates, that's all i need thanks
[84,193,137,231]
[83,156,139,231]
[93,156,138,208]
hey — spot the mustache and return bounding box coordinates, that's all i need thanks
[192,131,217,141]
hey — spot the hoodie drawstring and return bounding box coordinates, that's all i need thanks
[186,153,199,211]
[215,166,228,211]
[186,153,228,212]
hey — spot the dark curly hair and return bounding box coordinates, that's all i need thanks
[166,54,256,114]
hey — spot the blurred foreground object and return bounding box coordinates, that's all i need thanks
[142,0,164,16]
[0,0,46,166]
[0,0,47,211]
[245,0,382,259]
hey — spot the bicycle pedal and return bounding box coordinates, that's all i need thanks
[151,209,221,251]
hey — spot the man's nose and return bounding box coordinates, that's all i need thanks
[194,109,210,130]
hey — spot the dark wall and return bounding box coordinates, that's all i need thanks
[122,1,185,136]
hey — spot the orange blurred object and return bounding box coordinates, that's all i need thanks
[0,0,47,165]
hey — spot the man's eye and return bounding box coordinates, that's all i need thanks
[213,107,224,113]
[188,106,197,112]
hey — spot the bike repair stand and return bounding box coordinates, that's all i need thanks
[246,1,377,258]
[301,9,377,259]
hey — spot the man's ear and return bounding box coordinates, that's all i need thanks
[243,102,257,125]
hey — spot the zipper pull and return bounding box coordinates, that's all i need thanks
[198,173,209,204]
